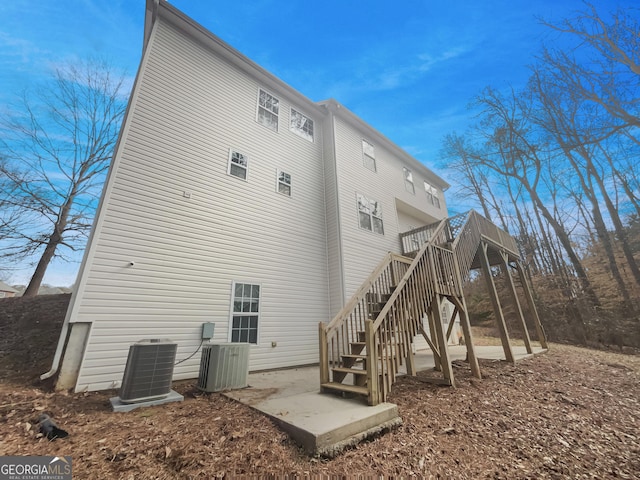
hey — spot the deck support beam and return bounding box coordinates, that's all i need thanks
[432,294,455,386]
[479,242,515,363]
[499,253,533,354]
[450,295,481,379]
[513,261,548,349]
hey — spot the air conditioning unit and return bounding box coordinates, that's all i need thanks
[197,343,250,392]
[119,339,177,403]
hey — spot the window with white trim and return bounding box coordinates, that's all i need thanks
[357,193,384,234]
[257,89,279,131]
[277,170,292,196]
[230,282,260,344]
[424,181,441,208]
[227,150,248,180]
[290,108,314,141]
[403,167,415,194]
[362,139,376,172]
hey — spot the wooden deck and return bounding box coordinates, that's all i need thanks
[319,210,547,405]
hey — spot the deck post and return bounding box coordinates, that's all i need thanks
[450,295,481,379]
[319,322,329,386]
[479,242,515,363]
[450,250,481,379]
[365,320,380,406]
[514,261,548,349]
[432,294,455,386]
[499,252,533,354]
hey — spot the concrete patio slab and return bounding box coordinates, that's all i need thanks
[223,344,547,456]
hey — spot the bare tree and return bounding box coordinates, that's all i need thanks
[1,58,127,296]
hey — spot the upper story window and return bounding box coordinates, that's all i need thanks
[230,282,260,344]
[424,181,441,208]
[257,89,279,131]
[403,167,415,194]
[357,193,384,235]
[362,140,376,172]
[277,170,292,196]
[228,150,249,180]
[290,108,314,142]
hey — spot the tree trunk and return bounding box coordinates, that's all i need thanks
[22,228,62,297]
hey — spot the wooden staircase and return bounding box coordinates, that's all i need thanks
[319,210,547,406]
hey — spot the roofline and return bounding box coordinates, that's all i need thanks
[147,0,327,118]
[318,99,450,190]
[145,1,448,190]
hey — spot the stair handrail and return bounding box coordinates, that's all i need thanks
[363,218,460,403]
[371,219,450,331]
[324,252,409,335]
[320,251,413,389]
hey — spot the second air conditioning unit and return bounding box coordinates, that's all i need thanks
[197,343,250,392]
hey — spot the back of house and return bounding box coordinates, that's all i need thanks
[51,0,450,393]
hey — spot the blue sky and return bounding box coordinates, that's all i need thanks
[0,0,631,286]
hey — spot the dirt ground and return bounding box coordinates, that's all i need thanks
[1,295,639,478]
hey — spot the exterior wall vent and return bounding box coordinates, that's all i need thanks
[197,343,250,392]
[119,339,177,403]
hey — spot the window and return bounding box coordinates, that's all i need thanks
[230,282,260,344]
[227,150,248,180]
[357,193,384,234]
[290,108,314,141]
[362,140,376,172]
[403,167,415,194]
[424,181,441,208]
[277,170,292,196]
[257,89,279,131]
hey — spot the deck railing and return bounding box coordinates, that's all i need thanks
[319,252,412,389]
[367,219,462,403]
[320,210,521,405]
[451,211,519,285]
[400,220,451,256]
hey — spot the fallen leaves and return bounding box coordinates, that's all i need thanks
[1,329,639,478]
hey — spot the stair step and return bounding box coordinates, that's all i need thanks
[321,382,368,396]
[350,341,366,347]
[332,367,368,376]
[342,354,366,359]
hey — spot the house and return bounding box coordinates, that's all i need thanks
[48,0,467,393]
[0,281,19,298]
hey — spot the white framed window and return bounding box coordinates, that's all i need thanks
[424,181,441,208]
[290,108,314,141]
[230,282,261,344]
[257,89,279,131]
[403,167,415,194]
[362,139,376,172]
[357,193,384,234]
[227,150,249,180]
[277,170,292,196]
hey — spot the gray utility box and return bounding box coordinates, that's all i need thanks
[197,343,250,392]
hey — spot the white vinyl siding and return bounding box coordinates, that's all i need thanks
[332,116,446,298]
[68,18,329,392]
